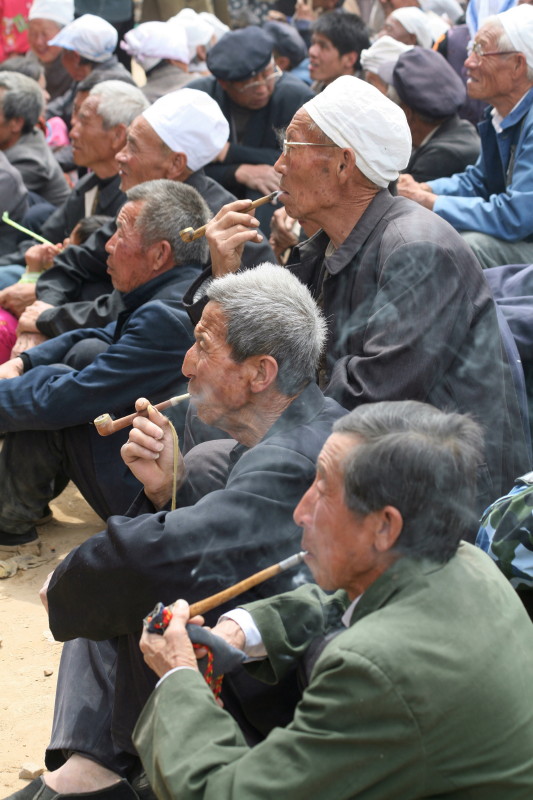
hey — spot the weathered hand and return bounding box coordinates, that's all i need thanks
[140,599,200,677]
[206,199,264,278]
[24,243,61,272]
[0,357,24,380]
[234,164,280,195]
[397,174,436,209]
[0,283,37,317]
[10,332,48,357]
[269,206,299,260]
[16,300,54,334]
[121,398,185,508]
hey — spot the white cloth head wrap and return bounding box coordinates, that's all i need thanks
[168,9,215,62]
[121,21,189,71]
[198,12,229,42]
[390,8,434,48]
[496,4,533,71]
[302,75,411,188]
[47,14,117,62]
[29,0,73,27]
[360,35,413,75]
[142,88,229,172]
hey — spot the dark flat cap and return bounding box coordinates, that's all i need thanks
[393,47,466,119]
[263,21,307,68]
[207,26,273,81]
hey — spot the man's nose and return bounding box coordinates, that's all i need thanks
[293,482,315,527]
[182,344,197,377]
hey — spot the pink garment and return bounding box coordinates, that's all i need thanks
[46,116,70,148]
[0,308,18,363]
[0,0,32,62]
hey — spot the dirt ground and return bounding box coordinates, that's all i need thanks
[0,484,103,792]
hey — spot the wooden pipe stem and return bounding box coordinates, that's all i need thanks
[93,393,190,436]
[179,191,279,242]
[188,551,307,617]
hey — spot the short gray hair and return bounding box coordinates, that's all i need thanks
[0,71,43,132]
[89,80,149,128]
[207,263,326,396]
[126,179,209,265]
[488,17,533,82]
[333,400,484,563]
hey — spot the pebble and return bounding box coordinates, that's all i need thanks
[43,668,53,677]
[19,763,44,780]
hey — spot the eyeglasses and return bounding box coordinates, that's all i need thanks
[232,64,282,94]
[466,40,519,60]
[282,140,339,156]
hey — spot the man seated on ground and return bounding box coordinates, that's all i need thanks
[45,13,134,127]
[390,47,480,182]
[0,70,69,207]
[192,74,530,515]
[308,11,370,92]
[0,88,275,347]
[135,400,533,799]
[398,4,533,268]
[0,79,148,294]
[189,26,314,228]
[6,264,346,799]
[121,21,197,103]
[26,0,74,101]
[0,178,209,557]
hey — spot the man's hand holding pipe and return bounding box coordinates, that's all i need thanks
[121,398,185,509]
[140,599,201,678]
[206,199,264,278]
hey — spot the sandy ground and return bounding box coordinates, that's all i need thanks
[0,484,103,793]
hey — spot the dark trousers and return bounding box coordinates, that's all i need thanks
[0,424,141,535]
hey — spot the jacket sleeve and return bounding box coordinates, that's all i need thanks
[0,301,192,431]
[36,291,124,337]
[35,222,114,306]
[133,639,424,800]
[46,439,316,641]
[429,127,533,240]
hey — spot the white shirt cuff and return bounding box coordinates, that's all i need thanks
[219,608,267,659]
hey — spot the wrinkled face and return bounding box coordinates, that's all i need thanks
[61,48,91,81]
[274,109,340,228]
[70,96,120,170]
[71,89,89,125]
[105,201,150,293]
[294,433,382,598]
[182,302,253,434]
[28,18,62,64]
[115,116,174,191]
[379,15,415,45]
[220,61,278,110]
[308,33,355,84]
[0,90,20,149]
[464,22,520,106]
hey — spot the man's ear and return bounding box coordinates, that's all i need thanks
[337,147,357,179]
[373,506,403,553]
[149,239,173,271]
[111,122,127,151]
[248,354,279,394]
[166,151,189,181]
[340,50,358,74]
[8,116,24,135]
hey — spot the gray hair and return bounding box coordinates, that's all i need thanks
[89,80,149,129]
[333,400,484,563]
[126,179,209,265]
[0,71,43,132]
[487,17,533,82]
[207,263,326,396]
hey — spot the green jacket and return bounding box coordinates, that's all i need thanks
[134,543,533,799]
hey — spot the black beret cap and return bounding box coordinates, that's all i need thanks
[207,26,273,81]
[262,21,307,68]
[392,47,466,118]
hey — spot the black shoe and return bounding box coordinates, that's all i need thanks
[0,527,40,557]
[130,773,156,800]
[4,777,139,800]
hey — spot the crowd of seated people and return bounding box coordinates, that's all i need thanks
[3,2,533,799]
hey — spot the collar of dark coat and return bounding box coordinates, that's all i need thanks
[348,550,450,628]
[228,380,327,462]
[292,189,396,279]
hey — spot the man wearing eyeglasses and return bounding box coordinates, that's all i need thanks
[398,3,533,269]
[189,74,531,517]
[188,25,313,228]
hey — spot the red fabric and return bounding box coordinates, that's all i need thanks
[0,308,18,363]
[0,0,32,62]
